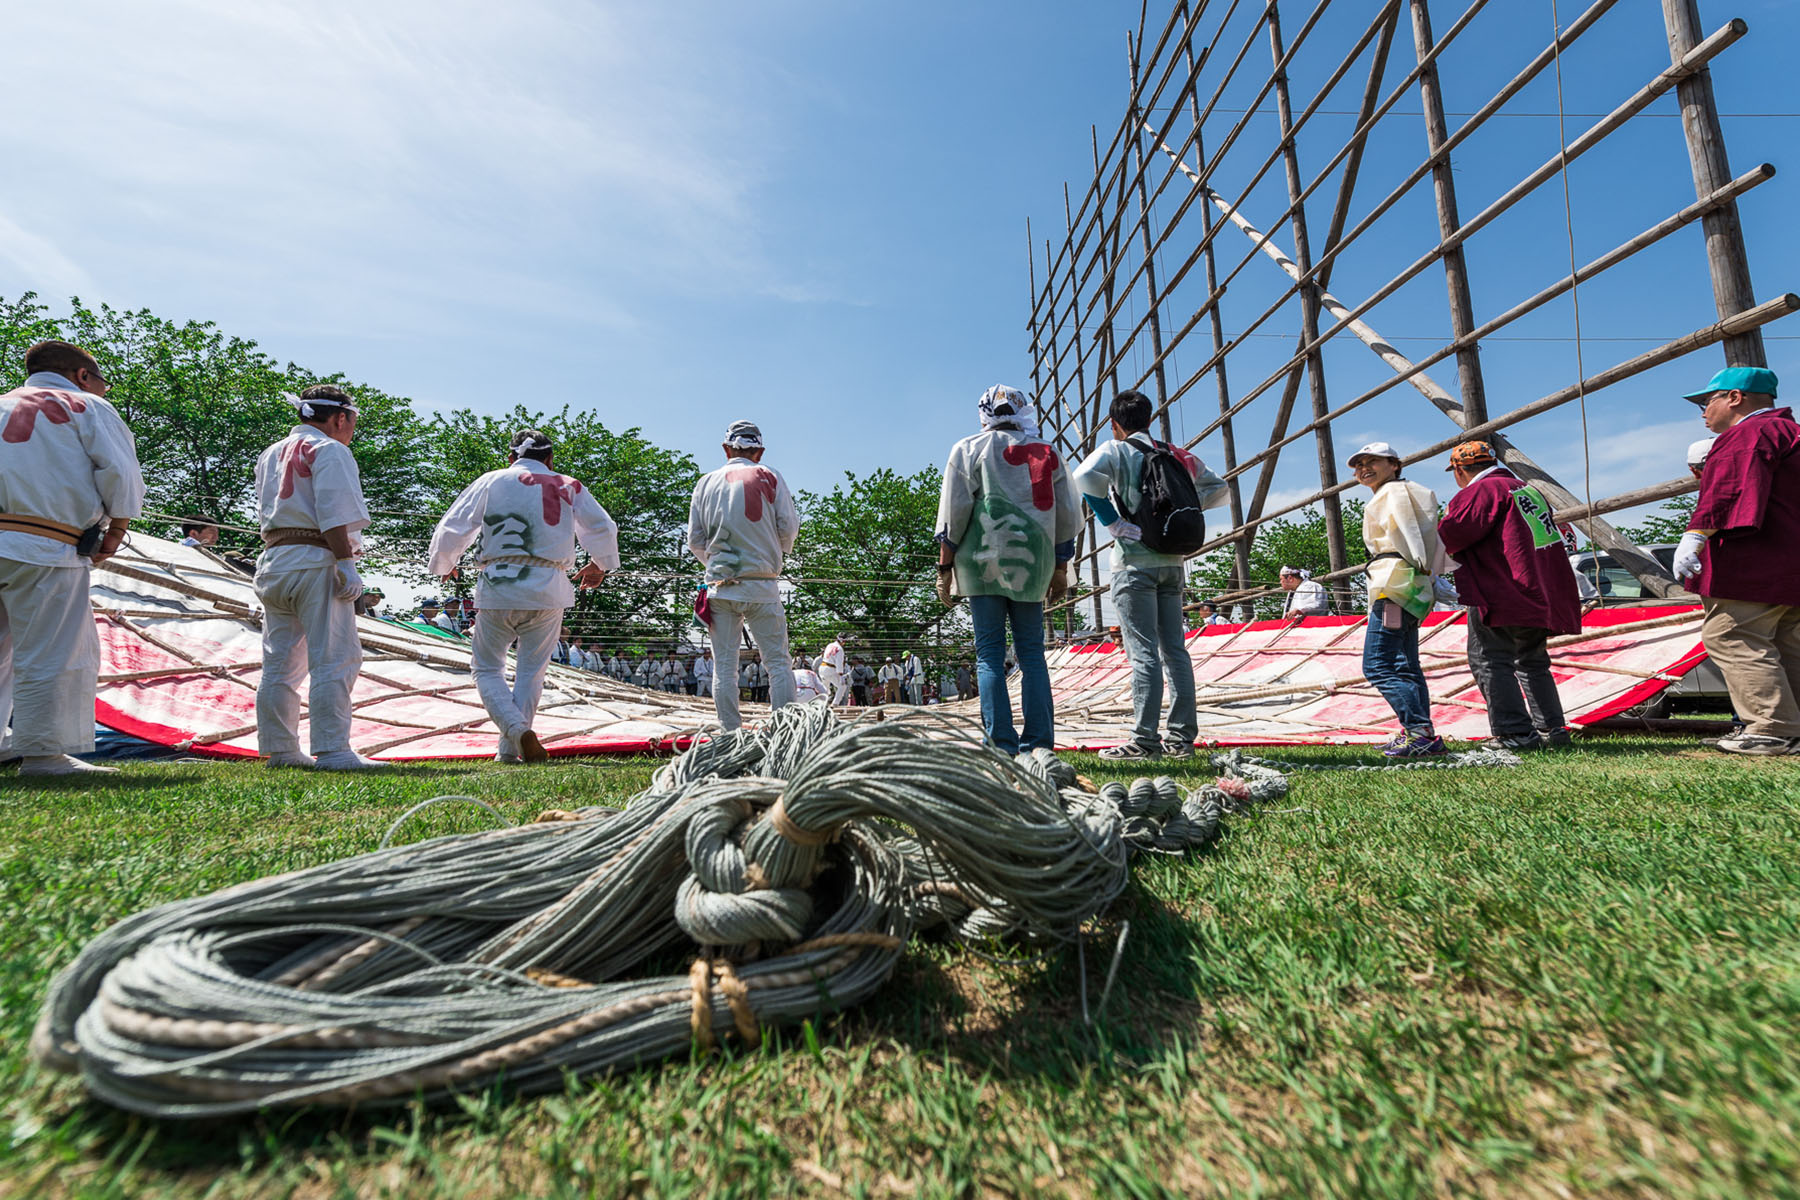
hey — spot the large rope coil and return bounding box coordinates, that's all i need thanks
[32,702,1281,1118]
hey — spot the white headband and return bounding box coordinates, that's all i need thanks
[284,390,358,421]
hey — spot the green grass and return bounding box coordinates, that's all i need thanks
[3,739,1798,1198]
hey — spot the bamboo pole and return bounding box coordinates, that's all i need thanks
[1409,0,1487,425]
[1268,0,1349,594]
[1663,0,1765,366]
[1127,34,1175,443]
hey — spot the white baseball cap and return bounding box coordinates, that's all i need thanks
[1347,442,1401,467]
[1686,436,1716,466]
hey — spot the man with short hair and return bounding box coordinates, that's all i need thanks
[694,647,714,697]
[0,340,145,775]
[687,420,800,730]
[253,386,385,770]
[1437,440,1582,751]
[849,657,874,706]
[429,428,618,763]
[1072,389,1228,760]
[1671,367,1800,755]
[179,518,219,548]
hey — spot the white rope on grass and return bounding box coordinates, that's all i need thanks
[33,702,1281,1118]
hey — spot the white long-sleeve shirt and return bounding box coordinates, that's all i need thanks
[687,455,799,604]
[1360,478,1441,618]
[877,663,902,684]
[0,372,145,567]
[1283,578,1331,617]
[819,641,845,679]
[254,424,370,577]
[935,428,1081,601]
[428,458,619,611]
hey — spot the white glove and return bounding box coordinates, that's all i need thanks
[1108,520,1143,544]
[1673,531,1707,581]
[335,559,365,601]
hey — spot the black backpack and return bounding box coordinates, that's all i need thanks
[1124,435,1207,555]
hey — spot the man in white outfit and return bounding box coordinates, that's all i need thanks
[686,420,800,730]
[0,340,145,776]
[252,386,384,770]
[818,634,849,705]
[429,429,618,763]
[694,648,714,697]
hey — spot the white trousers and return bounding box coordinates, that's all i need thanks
[819,664,850,705]
[710,598,794,731]
[906,679,923,705]
[255,564,361,757]
[0,558,98,757]
[470,607,562,757]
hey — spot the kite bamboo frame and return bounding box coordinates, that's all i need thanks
[1028,0,1792,628]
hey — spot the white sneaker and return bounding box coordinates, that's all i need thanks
[19,755,121,776]
[313,750,390,771]
[494,752,523,764]
[265,752,316,769]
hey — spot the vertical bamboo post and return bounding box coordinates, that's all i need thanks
[1268,0,1349,593]
[1408,0,1488,424]
[1662,0,1765,367]
[1181,0,1251,604]
[1067,182,1107,633]
[1128,35,1176,443]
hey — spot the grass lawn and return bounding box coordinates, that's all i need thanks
[2,737,1798,1198]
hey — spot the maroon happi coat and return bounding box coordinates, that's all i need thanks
[1437,467,1582,634]
[1690,407,1800,607]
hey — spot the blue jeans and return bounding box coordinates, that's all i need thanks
[1112,564,1197,748]
[968,594,1053,755]
[1363,599,1433,732]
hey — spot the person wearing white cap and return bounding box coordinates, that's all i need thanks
[901,649,924,705]
[1670,365,1799,755]
[251,385,385,770]
[0,340,145,776]
[1349,442,1445,757]
[1686,436,1716,480]
[687,420,800,730]
[1279,566,1330,618]
[428,428,619,763]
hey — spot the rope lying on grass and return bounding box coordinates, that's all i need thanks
[36,702,1499,1119]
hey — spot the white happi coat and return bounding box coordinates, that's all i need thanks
[0,374,145,567]
[254,425,370,576]
[428,459,620,611]
[819,640,845,679]
[1360,478,1441,619]
[686,456,799,604]
[936,428,1081,601]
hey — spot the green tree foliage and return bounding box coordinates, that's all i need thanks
[414,405,701,653]
[1621,493,1697,546]
[786,466,967,669]
[0,293,428,562]
[1189,500,1367,620]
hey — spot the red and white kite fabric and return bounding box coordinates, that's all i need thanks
[1036,607,1707,749]
[90,536,713,761]
[88,536,1706,758]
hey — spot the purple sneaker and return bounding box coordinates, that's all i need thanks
[1384,733,1447,759]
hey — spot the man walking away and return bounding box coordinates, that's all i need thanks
[936,384,1082,755]
[1437,441,1581,750]
[687,420,800,730]
[1671,367,1800,755]
[428,429,618,763]
[253,386,386,770]
[819,635,849,705]
[0,340,144,775]
[1072,389,1229,760]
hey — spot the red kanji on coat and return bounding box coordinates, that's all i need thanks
[277,439,317,499]
[1001,443,1061,511]
[521,472,583,525]
[724,465,779,521]
[2,389,87,444]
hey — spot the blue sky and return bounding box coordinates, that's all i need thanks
[3,0,1794,533]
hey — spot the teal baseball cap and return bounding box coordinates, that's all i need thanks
[1683,365,1779,404]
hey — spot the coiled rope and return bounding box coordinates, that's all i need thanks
[33,703,1292,1118]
